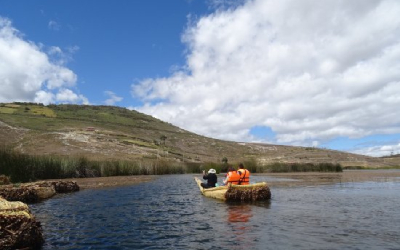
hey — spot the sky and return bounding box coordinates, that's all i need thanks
[1,0,400,157]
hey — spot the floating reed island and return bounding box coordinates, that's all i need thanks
[0,180,79,203]
[0,178,80,249]
[194,177,271,201]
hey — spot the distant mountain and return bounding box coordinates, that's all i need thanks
[0,102,398,168]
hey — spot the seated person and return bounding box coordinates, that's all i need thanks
[223,167,241,185]
[237,163,250,185]
[201,168,217,188]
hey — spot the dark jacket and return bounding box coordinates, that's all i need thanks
[202,173,217,188]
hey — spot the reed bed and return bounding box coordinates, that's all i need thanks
[0,148,185,183]
[1,148,342,183]
[343,165,400,170]
[262,162,343,173]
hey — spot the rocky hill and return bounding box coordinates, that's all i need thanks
[0,103,398,168]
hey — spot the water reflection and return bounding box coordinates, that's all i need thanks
[227,204,252,223]
[225,204,255,249]
[223,201,271,250]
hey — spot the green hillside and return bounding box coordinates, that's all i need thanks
[0,102,398,168]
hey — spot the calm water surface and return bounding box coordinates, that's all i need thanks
[30,174,400,249]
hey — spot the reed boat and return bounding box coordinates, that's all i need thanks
[194,177,271,201]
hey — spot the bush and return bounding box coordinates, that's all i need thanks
[243,158,259,173]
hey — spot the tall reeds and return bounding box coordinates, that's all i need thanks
[0,148,343,183]
[0,148,185,183]
[262,162,343,173]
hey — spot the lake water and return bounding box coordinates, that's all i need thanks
[30,174,400,250]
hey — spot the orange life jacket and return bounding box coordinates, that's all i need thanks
[238,168,250,185]
[226,171,241,185]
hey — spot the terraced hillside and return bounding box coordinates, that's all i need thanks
[0,103,398,168]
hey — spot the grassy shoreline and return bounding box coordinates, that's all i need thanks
[1,148,343,183]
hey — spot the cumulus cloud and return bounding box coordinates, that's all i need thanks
[56,89,88,104]
[34,90,55,104]
[0,17,87,105]
[352,142,400,157]
[104,91,123,105]
[132,0,400,155]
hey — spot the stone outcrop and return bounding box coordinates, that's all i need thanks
[0,197,44,249]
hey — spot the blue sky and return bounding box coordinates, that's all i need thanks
[1,0,400,157]
[0,0,210,106]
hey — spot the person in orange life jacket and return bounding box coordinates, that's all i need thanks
[223,166,241,185]
[237,163,250,185]
[201,168,217,188]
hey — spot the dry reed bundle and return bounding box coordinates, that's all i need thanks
[0,197,44,249]
[38,181,80,193]
[0,175,10,185]
[0,181,79,203]
[225,185,271,201]
[0,187,40,203]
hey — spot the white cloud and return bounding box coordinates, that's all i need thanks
[0,17,87,105]
[34,90,55,105]
[132,0,400,154]
[48,46,62,55]
[48,20,60,31]
[104,91,123,105]
[352,142,400,157]
[48,45,79,65]
[66,45,80,54]
[56,89,88,104]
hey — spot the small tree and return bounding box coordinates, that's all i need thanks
[221,157,229,172]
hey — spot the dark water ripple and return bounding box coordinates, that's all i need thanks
[30,175,400,250]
